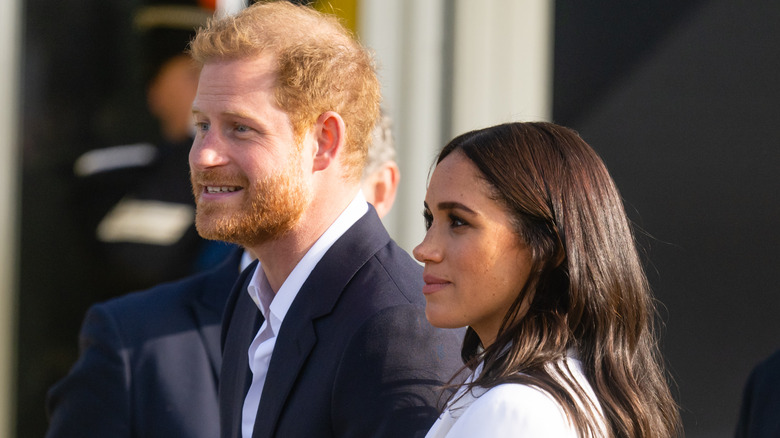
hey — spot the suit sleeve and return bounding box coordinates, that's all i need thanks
[45,304,132,437]
[331,304,463,438]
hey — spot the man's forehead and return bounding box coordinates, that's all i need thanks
[194,57,277,94]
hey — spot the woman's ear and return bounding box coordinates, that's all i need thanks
[312,111,346,172]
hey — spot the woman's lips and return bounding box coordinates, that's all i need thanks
[422,273,450,295]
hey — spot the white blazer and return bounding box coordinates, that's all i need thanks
[425,356,606,438]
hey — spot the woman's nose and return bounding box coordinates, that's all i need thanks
[413,231,441,264]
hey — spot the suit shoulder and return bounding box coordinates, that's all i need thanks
[372,239,422,274]
[98,249,241,313]
[742,348,780,401]
[90,265,232,342]
[752,349,780,379]
[98,273,206,314]
[737,349,780,437]
[362,240,424,303]
[343,303,464,374]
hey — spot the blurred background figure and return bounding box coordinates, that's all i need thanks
[360,112,399,219]
[72,1,229,293]
[17,1,217,436]
[735,348,780,438]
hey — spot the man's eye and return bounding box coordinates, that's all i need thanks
[235,124,250,133]
[195,122,210,132]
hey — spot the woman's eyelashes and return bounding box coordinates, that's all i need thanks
[422,208,432,230]
[422,207,469,231]
[448,213,467,229]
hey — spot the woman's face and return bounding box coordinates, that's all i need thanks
[413,150,533,347]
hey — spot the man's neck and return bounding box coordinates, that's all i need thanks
[248,188,360,293]
[250,231,319,294]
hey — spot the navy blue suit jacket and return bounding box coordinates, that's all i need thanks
[736,348,780,438]
[219,208,464,438]
[46,249,244,437]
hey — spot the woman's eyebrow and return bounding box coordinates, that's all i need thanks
[436,201,476,215]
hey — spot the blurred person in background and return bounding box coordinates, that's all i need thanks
[735,348,780,438]
[72,0,233,295]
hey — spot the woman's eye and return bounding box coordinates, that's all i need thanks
[195,121,210,132]
[449,214,467,228]
[235,124,250,133]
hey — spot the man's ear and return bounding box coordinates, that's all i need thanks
[312,111,346,172]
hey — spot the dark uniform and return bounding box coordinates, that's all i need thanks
[74,135,235,292]
[72,1,234,295]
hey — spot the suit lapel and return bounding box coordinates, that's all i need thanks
[252,208,390,438]
[222,264,264,438]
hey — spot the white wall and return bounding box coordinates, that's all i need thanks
[0,0,21,434]
[360,0,553,252]
[450,0,553,135]
[360,0,447,252]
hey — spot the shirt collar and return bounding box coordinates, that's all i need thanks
[246,191,369,335]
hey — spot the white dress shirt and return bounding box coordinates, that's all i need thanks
[241,192,368,438]
[425,355,607,438]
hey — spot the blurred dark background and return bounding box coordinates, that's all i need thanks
[20,1,153,436]
[17,1,780,437]
[553,2,780,437]
[19,0,213,436]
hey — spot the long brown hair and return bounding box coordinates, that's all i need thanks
[437,122,681,437]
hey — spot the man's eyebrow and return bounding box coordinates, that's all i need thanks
[191,108,255,119]
[221,110,256,120]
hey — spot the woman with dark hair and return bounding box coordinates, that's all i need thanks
[415,122,682,437]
